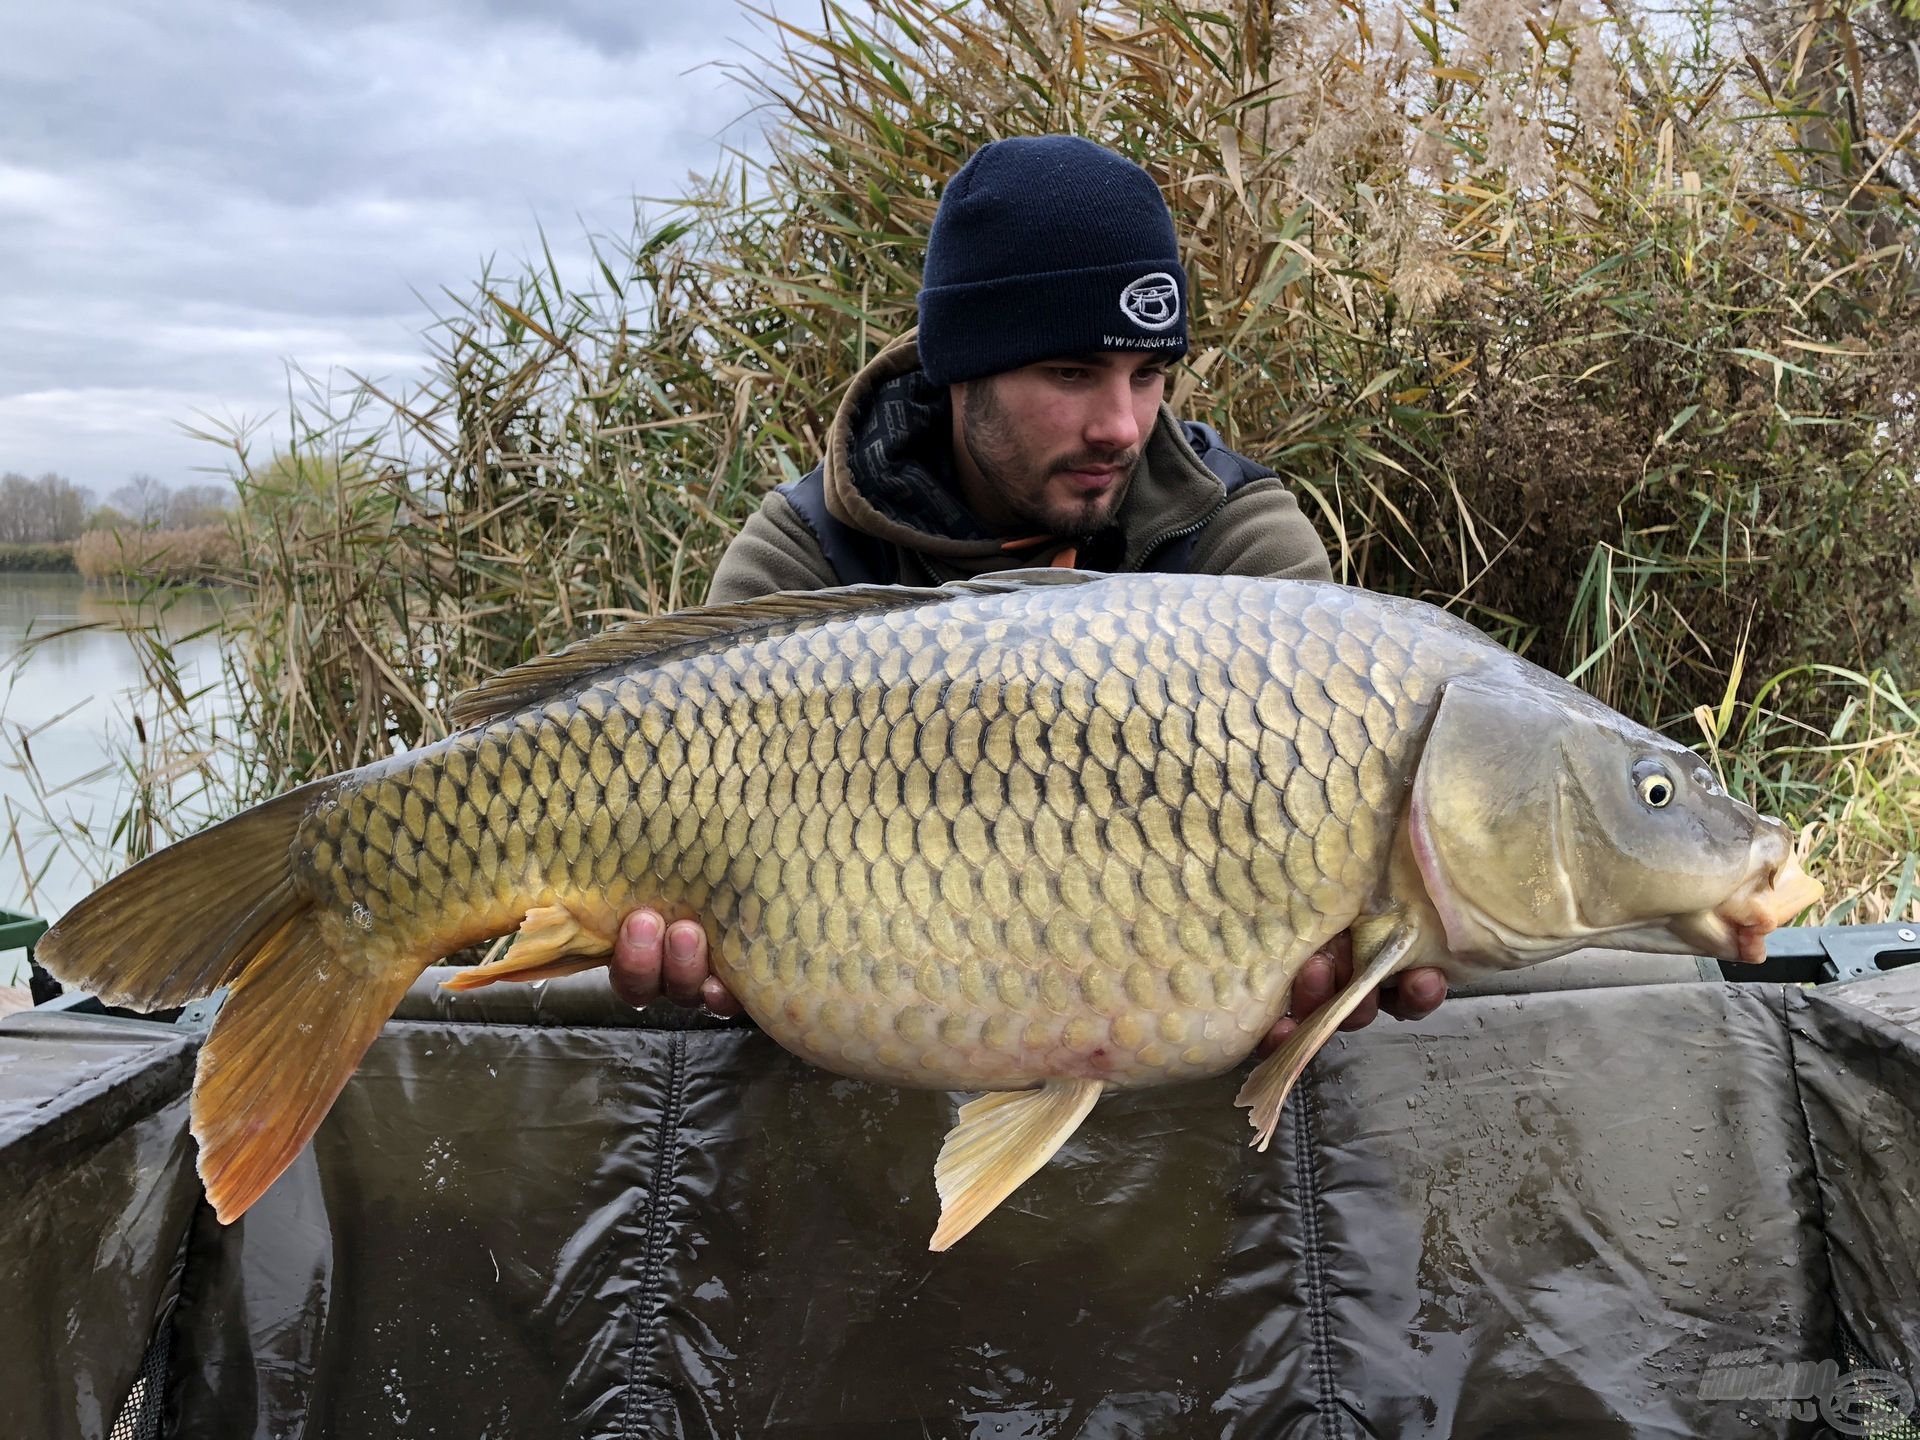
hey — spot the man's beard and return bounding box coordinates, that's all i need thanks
[960,380,1139,541]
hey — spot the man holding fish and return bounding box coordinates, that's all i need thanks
[607,135,1451,1052]
[40,136,1817,1249]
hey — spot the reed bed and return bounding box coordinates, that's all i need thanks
[72,525,238,584]
[6,0,1916,924]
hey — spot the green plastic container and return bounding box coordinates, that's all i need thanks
[0,907,48,958]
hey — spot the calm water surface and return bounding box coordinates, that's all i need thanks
[0,573,234,985]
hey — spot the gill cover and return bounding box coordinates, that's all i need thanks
[1408,681,1770,968]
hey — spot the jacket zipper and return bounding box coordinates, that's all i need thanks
[1125,497,1225,573]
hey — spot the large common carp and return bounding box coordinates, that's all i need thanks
[39,571,1820,1248]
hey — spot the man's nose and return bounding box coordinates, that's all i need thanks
[1084,375,1142,453]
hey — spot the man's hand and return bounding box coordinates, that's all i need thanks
[609,910,741,1017]
[1255,930,1446,1057]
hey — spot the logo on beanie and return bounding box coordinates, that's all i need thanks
[1118,272,1181,331]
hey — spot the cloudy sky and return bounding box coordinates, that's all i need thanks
[0,0,804,497]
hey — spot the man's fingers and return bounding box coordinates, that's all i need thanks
[607,910,665,1008]
[1286,931,1430,1035]
[1337,986,1380,1032]
[661,920,709,1005]
[701,975,743,1018]
[1258,934,1444,1062]
[1384,967,1448,1021]
[1257,1015,1298,1057]
[1326,932,1373,1030]
[1289,953,1334,1018]
[609,909,742,1017]
[1327,936,1378,1030]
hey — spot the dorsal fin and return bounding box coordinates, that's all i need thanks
[445,568,1104,729]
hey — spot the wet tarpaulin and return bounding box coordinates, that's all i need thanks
[3,970,1917,1439]
[0,1015,200,1440]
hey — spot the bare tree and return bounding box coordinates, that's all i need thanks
[0,473,32,543]
[164,483,235,529]
[0,472,94,542]
[109,474,169,529]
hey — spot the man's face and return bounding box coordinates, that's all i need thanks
[950,352,1168,539]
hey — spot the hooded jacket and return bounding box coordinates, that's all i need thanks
[705,333,1332,605]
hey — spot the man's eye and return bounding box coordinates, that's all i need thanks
[1134,369,1166,384]
[1052,368,1088,382]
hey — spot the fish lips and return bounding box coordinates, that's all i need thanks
[1669,853,1825,965]
[1668,911,1771,965]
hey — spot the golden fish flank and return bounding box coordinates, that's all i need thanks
[307,575,1437,1089]
[36,571,1822,1250]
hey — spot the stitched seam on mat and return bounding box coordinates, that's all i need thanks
[620,1030,689,1434]
[1294,1075,1344,1440]
[1777,986,1845,1357]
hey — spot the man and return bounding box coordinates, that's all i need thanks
[606,135,1448,1048]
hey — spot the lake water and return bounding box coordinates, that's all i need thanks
[0,573,234,986]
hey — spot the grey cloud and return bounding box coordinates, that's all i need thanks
[0,0,806,491]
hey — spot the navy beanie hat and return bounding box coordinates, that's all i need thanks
[916,135,1189,386]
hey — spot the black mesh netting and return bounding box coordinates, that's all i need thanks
[1839,1331,1920,1440]
[106,1326,170,1440]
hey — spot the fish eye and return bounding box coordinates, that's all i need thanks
[1632,759,1675,808]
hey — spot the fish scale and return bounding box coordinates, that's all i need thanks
[295,575,1455,1090]
[39,569,1822,1241]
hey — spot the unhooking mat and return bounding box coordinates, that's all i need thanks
[3,970,1917,1439]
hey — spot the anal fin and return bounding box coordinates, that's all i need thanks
[439,903,616,991]
[1236,920,1418,1151]
[930,1078,1104,1251]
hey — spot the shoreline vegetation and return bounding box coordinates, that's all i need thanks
[0,525,239,582]
[4,0,1916,929]
[0,541,76,573]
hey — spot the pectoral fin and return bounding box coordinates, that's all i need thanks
[1236,922,1418,1151]
[930,1078,1104,1251]
[439,904,616,991]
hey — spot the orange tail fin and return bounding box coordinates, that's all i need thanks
[37,781,420,1222]
[190,915,416,1220]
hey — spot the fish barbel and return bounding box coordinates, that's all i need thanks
[37,571,1821,1247]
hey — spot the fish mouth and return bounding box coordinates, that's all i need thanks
[1672,852,1824,965]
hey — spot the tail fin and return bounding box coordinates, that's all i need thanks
[38,781,418,1222]
[37,781,326,1010]
[190,915,416,1220]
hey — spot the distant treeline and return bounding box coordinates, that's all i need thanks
[0,472,236,575]
[0,472,232,545]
